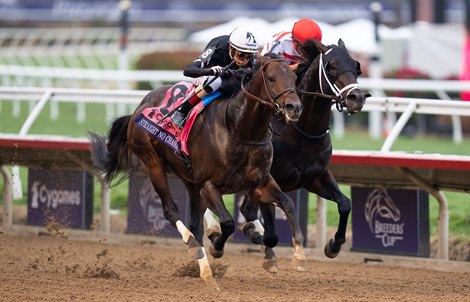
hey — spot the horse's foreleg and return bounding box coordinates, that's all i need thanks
[238,194,264,245]
[256,203,278,248]
[187,185,206,246]
[307,170,350,258]
[258,203,279,274]
[203,209,221,241]
[239,195,279,274]
[200,181,234,259]
[252,176,307,272]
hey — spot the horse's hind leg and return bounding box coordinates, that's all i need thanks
[150,167,218,289]
[251,175,307,272]
[308,170,350,258]
[133,146,218,289]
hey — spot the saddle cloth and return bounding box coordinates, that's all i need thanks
[134,81,221,156]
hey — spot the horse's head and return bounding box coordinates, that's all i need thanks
[301,39,366,114]
[247,54,303,123]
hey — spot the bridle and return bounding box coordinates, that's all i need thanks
[241,57,297,118]
[296,48,361,112]
[224,57,298,146]
[293,46,362,140]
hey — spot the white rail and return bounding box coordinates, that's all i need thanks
[0,27,191,70]
[2,86,470,147]
[2,68,469,147]
[2,65,470,91]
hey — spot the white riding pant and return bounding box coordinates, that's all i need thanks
[193,75,222,93]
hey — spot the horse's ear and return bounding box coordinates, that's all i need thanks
[314,38,328,53]
[338,38,347,49]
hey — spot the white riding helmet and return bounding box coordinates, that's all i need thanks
[229,27,258,53]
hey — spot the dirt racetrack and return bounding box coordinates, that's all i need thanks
[1,226,470,302]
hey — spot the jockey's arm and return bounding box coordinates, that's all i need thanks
[183,60,214,78]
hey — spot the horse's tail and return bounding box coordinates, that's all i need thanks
[89,115,134,185]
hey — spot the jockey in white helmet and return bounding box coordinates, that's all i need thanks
[171,27,258,128]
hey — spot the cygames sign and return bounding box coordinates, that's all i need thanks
[27,169,93,229]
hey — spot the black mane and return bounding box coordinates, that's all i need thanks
[295,39,320,86]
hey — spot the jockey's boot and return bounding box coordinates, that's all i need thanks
[170,94,201,128]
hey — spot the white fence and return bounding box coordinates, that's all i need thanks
[0,27,191,70]
[1,70,469,145]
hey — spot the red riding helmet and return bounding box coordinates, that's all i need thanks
[292,18,323,44]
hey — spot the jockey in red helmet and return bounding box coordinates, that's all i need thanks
[261,18,322,72]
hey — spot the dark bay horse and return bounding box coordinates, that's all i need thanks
[234,39,367,272]
[89,54,304,290]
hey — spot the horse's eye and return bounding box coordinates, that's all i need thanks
[267,75,275,82]
[326,61,338,77]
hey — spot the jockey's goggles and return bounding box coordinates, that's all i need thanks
[234,50,255,60]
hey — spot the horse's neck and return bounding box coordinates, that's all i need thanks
[297,61,332,135]
[226,83,273,143]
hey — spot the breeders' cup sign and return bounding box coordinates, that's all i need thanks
[351,187,429,257]
[127,174,189,236]
[365,189,403,247]
[27,169,93,229]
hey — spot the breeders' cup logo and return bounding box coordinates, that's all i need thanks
[364,189,404,247]
[139,178,171,231]
[31,181,81,209]
[245,31,257,47]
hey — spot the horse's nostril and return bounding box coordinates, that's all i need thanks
[347,94,357,102]
[285,104,294,111]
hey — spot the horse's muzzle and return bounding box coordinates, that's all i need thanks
[345,91,366,114]
[284,99,303,122]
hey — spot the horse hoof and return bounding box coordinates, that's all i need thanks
[251,232,264,245]
[209,245,224,259]
[262,258,279,274]
[324,239,340,259]
[206,226,221,241]
[291,257,307,272]
[188,246,205,260]
[187,237,204,260]
[238,222,264,245]
[204,276,220,291]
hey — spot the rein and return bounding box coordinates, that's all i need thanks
[241,58,297,117]
[293,124,330,140]
[223,58,296,146]
[223,95,273,146]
